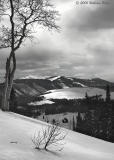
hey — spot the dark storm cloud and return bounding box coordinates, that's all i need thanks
[66,0,114,32]
[88,44,114,66]
[16,47,67,71]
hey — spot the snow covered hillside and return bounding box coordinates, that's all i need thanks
[0,110,114,160]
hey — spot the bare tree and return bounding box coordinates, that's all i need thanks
[32,123,66,151]
[0,0,59,111]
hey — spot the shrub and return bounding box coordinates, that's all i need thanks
[32,123,66,151]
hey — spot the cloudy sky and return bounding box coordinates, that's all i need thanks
[0,0,114,81]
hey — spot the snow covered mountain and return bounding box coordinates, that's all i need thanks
[0,110,114,160]
[46,76,114,90]
[46,76,87,88]
[15,75,114,91]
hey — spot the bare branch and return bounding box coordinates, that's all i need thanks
[32,123,66,151]
[0,0,60,51]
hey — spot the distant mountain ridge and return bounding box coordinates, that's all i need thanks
[14,76,114,97]
[0,76,114,105]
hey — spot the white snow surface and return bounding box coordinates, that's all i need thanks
[20,75,47,79]
[20,75,39,79]
[74,82,87,87]
[28,99,54,106]
[49,76,61,81]
[0,110,114,160]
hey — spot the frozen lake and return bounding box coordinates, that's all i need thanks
[44,87,114,100]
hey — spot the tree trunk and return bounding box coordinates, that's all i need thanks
[2,71,9,111]
[2,52,16,111]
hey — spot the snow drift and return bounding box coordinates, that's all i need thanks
[0,110,113,160]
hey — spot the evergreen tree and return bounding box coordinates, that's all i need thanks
[85,92,89,104]
[99,103,113,141]
[106,84,111,102]
[72,116,76,131]
[84,110,99,136]
[76,112,83,133]
[85,92,88,99]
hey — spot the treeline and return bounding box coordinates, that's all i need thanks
[15,98,89,116]
[72,85,114,143]
[73,100,114,143]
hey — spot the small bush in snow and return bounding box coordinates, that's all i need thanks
[32,123,66,151]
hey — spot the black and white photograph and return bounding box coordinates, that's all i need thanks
[0,0,114,159]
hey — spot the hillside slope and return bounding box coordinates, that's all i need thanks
[0,110,114,160]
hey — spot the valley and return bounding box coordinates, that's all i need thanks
[0,76,114,143]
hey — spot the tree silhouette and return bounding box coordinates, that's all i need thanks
[76,112,83,133]
[106,84,111,103]
[72,116,76,131]
[0,0,59,111]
